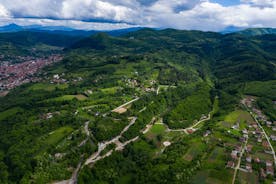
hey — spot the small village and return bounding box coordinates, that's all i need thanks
[226,96,276,182]
[0,55,62,95]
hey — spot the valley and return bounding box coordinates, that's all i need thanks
[0,28,275,184]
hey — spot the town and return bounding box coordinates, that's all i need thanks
[0,55,62,96]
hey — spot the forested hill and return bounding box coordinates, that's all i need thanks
[69,28,276,83]
[237,28,276,36]
[0,28,275,183]
[0,31,82,58]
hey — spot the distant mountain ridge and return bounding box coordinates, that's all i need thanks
[0,24,143,37]
[220,26,246,34]
[237,28,276,36]
[221,26,276,36]
[0,23,23,32]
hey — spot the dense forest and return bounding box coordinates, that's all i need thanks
[0,28,275,183]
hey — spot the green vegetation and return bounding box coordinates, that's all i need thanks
[244,80,276,100]
[257,97,276,120]
[28,83,68,91]
[0,31,81,59]
[0,28,275,183]
[164,84,212,128]
[0,107,23,121]
[42,126,74,146]
[224,110,253,124]
[49,94,87,102]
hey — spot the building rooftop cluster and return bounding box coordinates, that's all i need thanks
[0,55,62,92]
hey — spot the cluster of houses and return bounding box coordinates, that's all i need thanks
[0,55,62,92]
[41,112,60,120]
[123,77,157,93]
[227,119,275,178]
[50,73,83,84]
[227,144,242,169]
[241,96,255,108]
[124,78,139,88]
[51,74,67,84]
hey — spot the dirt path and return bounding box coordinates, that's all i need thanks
[56,101,213,183]
[84,121,90,137]
[156,87,160,95]
[54,117,138,184]
[165,113,211,133]
[84,117,137,165]
[142,117,156,134]
[112,98,139,113]
[53,161,82,184]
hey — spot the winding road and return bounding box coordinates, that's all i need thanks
[165,113,211,133]
[54,98,213,184]
[84,117,138,165]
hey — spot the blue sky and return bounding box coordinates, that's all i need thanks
[0,0,275,31]
[211,0,241,6]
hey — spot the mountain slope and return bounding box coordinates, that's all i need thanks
[0,28,275,183]
[238,28,276,36]
[0,31,82,58]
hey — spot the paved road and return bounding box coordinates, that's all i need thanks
[232,138,248,184]
[251,113,276,166]
[243,101,276,166]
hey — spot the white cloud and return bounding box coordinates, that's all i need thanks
[61,0,137,22]
[0,17,138,30]
[143,0,276,31]
[0,0,276,31]
[0,3,10,18]
[0,0,61,18]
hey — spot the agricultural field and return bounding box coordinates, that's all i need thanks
[28,83,68,91]
[49,94,87,101]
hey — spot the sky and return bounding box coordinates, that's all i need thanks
[0,0,276,31]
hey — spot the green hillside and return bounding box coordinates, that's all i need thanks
[0,29,275,183]
[0,31,81,60]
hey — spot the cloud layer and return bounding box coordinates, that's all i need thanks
[0,0,276,31]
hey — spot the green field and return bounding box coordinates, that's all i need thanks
[237,171,259,184]
[149,124,166,135]
[50,94,87,101]
[44,126,74,146]
[192,169,233,184]
[101,87,120,94]
[183,141,205,161]
[0,107,23,121]
[29,83,68,91]
[208,147,225,164]
[221,110,254,129]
